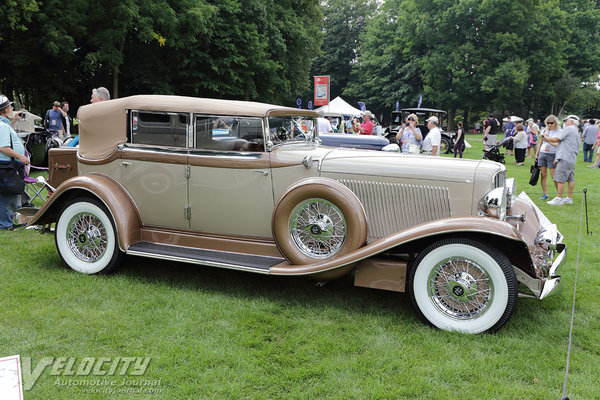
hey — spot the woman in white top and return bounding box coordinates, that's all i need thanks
[534,115,560,200]
[513,124,528,165]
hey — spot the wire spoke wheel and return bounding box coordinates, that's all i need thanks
[66,212,108,262]
[408,238,518,333]
[55,198,123,274]
[428,257,493,320]
[290,199,346,259]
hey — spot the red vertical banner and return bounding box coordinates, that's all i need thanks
[314,75,330,106]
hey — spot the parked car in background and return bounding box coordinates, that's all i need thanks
[385,107,456,153]
[28,95,565,334]
[319,133,390,150]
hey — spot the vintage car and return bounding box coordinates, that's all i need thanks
[28,95,565,334]
[319,133,390,151]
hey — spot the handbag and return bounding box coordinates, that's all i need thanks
[529,162,540,186]
[408,143,421,154]
[0,132,25,194]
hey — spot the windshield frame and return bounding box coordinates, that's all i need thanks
[266,115,317,147]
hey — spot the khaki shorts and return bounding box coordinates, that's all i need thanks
[553,159,575,183]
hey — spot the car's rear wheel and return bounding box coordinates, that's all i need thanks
[273,180,367,265]
[55,197,123,274]
[407,238,517,333]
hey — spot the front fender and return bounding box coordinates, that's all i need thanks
[270,216,531,276]
[28,174,142,252]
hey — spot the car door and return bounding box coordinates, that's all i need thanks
[187,115,274,237]
[120,110,190,229]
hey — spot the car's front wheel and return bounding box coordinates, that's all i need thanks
[55,197,123,274]
[408,238,517,333]
[440,136,451,153]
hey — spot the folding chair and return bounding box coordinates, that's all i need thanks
[23,175,54,205]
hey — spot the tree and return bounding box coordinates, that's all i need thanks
[310,0,375,102]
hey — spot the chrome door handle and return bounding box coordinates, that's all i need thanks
[253,169,269,176]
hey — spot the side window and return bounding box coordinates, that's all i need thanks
[194,116,264,152]
[130,111,188,147]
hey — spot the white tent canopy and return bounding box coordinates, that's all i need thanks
[315,96,363,117]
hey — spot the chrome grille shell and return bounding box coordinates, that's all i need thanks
[338,179,452,242]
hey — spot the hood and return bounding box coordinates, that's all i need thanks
[319,148,500,183]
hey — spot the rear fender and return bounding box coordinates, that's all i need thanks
[28,174,141,251]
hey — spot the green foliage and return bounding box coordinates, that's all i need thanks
[348,0,600,120]
[0,0,322,112]
[310,0,375,101]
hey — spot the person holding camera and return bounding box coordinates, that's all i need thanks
[0,95,30,230]
[352,111,374,135]
[395,113,422,153]
[44,101,67,140]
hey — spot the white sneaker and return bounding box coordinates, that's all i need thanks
[547,197,564,205]
[562,197,573,205]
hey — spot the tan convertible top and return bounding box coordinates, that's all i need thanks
[77,95,318,160]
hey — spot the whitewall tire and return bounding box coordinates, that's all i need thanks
[55,198,122,274]
[408,238,518,333]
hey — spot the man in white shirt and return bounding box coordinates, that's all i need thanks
[422,116,441,156]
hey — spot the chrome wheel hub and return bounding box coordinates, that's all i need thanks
[67,212,108,262]
[428,258,493,320]
[290,199,346,259]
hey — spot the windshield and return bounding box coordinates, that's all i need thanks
[268,116,316,145]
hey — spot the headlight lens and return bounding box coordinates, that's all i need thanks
[478,187,507,220]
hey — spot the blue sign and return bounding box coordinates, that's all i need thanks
[295,96,302,109]
[417,94,422,108]
[307,100,313,110]
[395,100,399,112]
[357,102,366,111]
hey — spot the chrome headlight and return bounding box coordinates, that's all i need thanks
[505,178,516,210]
[478,187,507,220]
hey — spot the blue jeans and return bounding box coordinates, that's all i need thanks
[583,143,594,162]
[0,194,19,229]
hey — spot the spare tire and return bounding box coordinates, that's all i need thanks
[272,178,367,265]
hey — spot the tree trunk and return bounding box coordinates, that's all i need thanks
[463,108,470,132]
[447,108,456,131]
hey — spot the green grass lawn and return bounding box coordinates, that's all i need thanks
[1,136,598,399]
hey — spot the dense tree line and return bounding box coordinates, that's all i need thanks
[340,0,600,127]
[0,0,322,114]
[2,0,600,125]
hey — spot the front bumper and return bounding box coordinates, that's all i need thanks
[511,192,566,299]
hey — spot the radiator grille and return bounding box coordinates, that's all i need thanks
[338,179,452,242]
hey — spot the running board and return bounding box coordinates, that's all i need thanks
[126,242,284,274]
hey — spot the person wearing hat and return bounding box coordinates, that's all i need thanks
[541,115,581,205]
[354,111,374,135]
[0,95,30,230]
[396,113,422,153]
[43,100,68,140]
[422,116,441,156]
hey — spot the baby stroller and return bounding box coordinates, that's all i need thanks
[482,137,511,163]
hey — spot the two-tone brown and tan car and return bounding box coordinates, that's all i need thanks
[28,95,565,333]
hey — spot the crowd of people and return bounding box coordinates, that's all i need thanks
[0,87,110,230]
[478,112,600,206]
